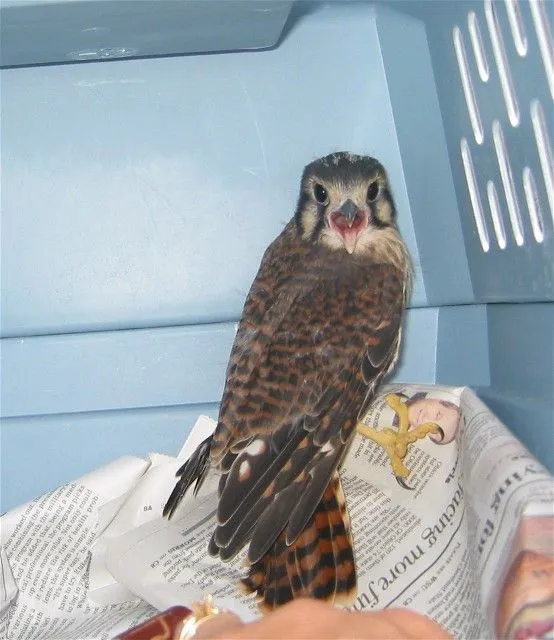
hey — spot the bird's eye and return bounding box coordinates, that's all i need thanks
[366,181,380,203]
[313,183,329,204]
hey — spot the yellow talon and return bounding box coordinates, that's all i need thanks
[356,393,440,479]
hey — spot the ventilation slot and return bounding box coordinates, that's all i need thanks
[522,168,545,243]
[484,0,520,127]
[505,0,528,56]
[461,138,489,252]
[486,181,508,249]
[531,100,554,225]
[453,26,484,144]
[468,12,490,81]
[492,120,524,246]
[529,0,554,99]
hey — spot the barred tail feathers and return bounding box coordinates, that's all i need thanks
[241,472,356,610]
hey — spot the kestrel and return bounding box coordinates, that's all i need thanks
[164,152,420,610]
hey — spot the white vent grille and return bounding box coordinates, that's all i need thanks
[493,120,525,246]
[484,0,520,127]
[454,0,553,252]
[505,0,528,57]
[453,26,484,144]
[531,100,554,226]
[487,181,508,249]
[522,167,545,243]
[461,138,490,252]
[468,12,490,82]
[529,0,554,99]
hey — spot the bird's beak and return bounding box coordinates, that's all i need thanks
[329,199,369,254]
[339,199,360,225]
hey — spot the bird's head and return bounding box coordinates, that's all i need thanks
[295,152,398,257]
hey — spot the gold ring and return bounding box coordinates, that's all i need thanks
[180,595,224,639]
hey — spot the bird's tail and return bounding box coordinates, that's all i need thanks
[240,472,357,611]
[163,435,213,519]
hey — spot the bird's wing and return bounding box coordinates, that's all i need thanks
[210,232,406,562]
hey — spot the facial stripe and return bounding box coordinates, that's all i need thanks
[310,203,326,242]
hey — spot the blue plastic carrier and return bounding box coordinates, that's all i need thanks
[1,0,552,512]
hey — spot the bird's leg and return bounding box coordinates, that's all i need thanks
[356,393,440,479]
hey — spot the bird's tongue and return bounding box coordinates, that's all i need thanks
[340,227,360,250]
[330,212,368,253]
[331,211,366,233]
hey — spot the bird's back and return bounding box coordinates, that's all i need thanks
[207,218,406,604]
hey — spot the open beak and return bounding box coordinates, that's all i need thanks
[329,199,369,254]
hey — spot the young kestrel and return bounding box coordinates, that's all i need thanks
[164,152,413,610]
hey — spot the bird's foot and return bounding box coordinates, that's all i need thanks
[356,393,440,479]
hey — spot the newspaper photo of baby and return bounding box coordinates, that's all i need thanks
[355,385,463,493]
[396,391,462,446]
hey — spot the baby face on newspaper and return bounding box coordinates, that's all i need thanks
[366,385,463,448]
[406,396,461,445]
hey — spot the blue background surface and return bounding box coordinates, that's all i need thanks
[1,0,552,512]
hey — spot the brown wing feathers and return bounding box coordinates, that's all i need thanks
[163,434,212,519]
[207,252,402,605]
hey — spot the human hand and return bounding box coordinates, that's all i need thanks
[194,599,453,639]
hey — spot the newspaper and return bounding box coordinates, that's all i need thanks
[1,385,553,640]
